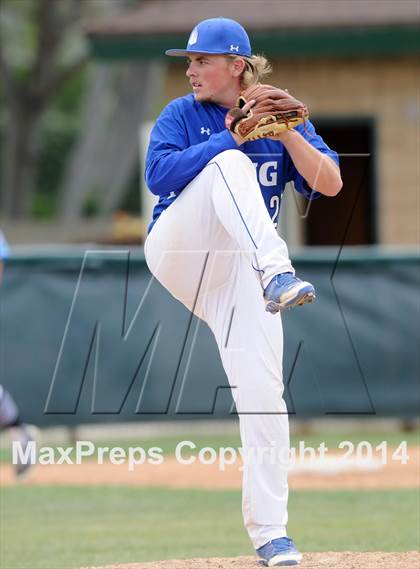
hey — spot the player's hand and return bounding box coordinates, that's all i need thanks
[228,99,256,145]
[241,98,256,114]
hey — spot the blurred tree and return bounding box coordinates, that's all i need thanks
[0,0,90,217]
[1,0,165,223]
[58,60,165,220]
[57,0,165,221]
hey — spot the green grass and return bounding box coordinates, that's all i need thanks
[1,429,418,463]
[1,487,419,569]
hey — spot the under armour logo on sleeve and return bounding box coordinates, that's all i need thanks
[200,127,211,135]
[230,45,239,52]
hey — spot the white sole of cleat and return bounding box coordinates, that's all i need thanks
[259,552,303,566]
[265,290,316,313]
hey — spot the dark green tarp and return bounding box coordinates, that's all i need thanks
[1,247,419,426]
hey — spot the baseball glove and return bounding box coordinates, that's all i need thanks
[225,83,309,142]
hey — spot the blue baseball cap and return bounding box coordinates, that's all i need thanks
[165,17,252,58]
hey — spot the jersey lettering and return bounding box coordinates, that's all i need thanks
[252,161,278,187]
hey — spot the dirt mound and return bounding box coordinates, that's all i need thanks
[79,551,419,569]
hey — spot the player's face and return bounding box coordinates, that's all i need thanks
[185,54,241,107]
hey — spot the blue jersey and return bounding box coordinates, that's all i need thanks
[145,93,339,233]
[0,230,10,261]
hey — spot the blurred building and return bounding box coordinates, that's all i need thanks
[86,0,420,247]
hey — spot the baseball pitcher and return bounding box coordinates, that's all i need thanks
[144,18,342,567]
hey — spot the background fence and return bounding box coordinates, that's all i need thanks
[2,247,419,426]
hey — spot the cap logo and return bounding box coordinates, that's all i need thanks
[230,45,239,52]
[188,27,198,46]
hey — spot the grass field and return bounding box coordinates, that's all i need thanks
[1,428,419,568]
[1,486,419,569]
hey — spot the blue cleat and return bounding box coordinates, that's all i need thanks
[263,272,315,313]
[256,537,303,566]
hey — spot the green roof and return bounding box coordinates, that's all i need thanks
[88,25,420,60]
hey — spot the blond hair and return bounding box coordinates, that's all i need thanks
[226,54,272,88]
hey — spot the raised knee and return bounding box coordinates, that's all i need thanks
[213,149,253,168]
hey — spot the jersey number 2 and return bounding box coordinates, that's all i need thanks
[270,195,280,228]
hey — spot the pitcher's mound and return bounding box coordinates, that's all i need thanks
[80,551,419,569]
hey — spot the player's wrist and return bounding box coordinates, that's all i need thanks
[269,129,297,144]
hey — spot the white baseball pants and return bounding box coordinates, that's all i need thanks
[144,149,294,548]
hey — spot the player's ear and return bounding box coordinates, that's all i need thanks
[228,56,246,78]
[233,57,246,77]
